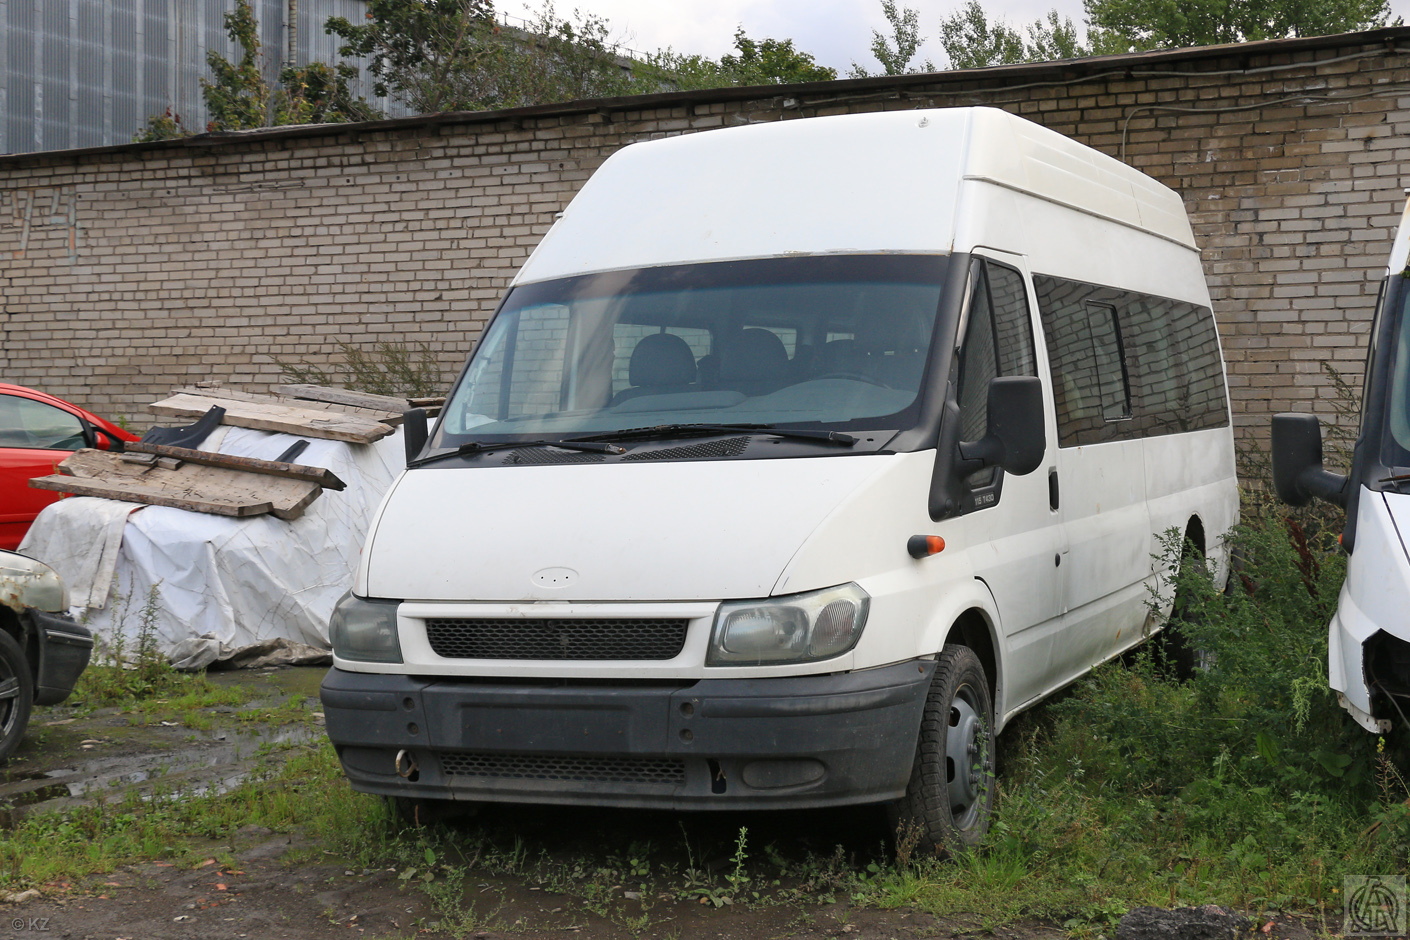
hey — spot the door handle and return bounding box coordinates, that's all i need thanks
[1048,468,1059,512]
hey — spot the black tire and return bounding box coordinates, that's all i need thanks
[890,644,995,858]
[1156,537,1211,680]
[0,629,35,764]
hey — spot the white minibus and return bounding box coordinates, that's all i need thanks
[321,107,1239,852]
[1274,193,1410,735]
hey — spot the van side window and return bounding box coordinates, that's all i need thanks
[956,260,1039,489]
[1034,275,1229,447]
[987,263,1037,378]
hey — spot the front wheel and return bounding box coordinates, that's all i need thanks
[0,628,35,763]
[890,644,995,857]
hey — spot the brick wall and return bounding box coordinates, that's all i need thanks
[4,28,1410,437]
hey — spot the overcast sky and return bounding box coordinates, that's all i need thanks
[497,0,1410,74]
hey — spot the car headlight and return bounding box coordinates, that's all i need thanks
[329,592,403,663]
[0,551,69,612]
[708,583,870,666]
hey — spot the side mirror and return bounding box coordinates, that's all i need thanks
[76,415,98,449]
[958,376,1046,476]
[1271,412,1348,508]
[403,408,429,467]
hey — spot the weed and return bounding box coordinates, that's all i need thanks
[274,340,447,398]
[70,584,236,710]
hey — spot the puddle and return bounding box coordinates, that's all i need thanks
[0,723,325,824]
[207,664,328,700]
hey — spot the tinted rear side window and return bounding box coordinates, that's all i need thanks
[1034,275,1228,447]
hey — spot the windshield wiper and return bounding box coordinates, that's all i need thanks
[568,423,857,447]
[408,439,626,468]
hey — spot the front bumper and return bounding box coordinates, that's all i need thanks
[321,659,935,810]
[28,609,93,707]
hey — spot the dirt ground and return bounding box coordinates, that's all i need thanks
[0,666,1304,940]
[0,841,1063,940]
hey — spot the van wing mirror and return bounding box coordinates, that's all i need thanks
[1271,412,1348,508]
[958,376,1046,476]
[403,408,429,467]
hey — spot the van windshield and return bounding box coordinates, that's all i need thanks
[433,255,947,446]
[1383,276,1410,470]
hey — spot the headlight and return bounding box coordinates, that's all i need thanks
[0,551,69,612]
[708,583,870,666]
[329,592,403,663]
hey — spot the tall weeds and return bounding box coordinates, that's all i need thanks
[274,340,447,398]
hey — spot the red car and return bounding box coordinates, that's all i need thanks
[0,384,138,551]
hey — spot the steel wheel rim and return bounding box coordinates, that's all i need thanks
[0,673,19,740]
[945,682,990,830]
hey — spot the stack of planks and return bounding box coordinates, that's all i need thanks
[28,385,442,520]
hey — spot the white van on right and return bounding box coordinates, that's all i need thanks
[1274,194,1410,734]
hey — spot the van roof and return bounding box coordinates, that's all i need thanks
[961,107,1194,249]
[515,107,1195,284]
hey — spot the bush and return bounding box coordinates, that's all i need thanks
[965,499,1409,919]
[274,340,447,398]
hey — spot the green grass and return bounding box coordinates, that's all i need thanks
[854,497,1399,932]
[6,485,1405,936]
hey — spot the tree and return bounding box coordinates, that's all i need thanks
[134,0,376,138]
[326,0,498,114]
[718,28,838,84]
[145,0,841,137]
[940,0,1027,68]
[640,49,732,91]
[936,0,1138,67]
[329,1,660,112]
[1083,0,1393,49]
[201,0,272,129]
[481,5,644,108]
[644,29,838,91]
[850,1,936,78]
[278,61,383,125]
[1025,10,1093,60]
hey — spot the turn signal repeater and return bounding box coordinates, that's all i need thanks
[907,535,946,559]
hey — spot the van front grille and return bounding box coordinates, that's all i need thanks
[423,618,689,660]
[438,752,686,785]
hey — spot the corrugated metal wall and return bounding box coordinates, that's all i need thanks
[0,0,395,154]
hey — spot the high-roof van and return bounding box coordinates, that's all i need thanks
[321,107,1239,852]
[1273,193,1410,735]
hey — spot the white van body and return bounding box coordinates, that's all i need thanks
[323,107,1238,845]
[1275,194,1410,734]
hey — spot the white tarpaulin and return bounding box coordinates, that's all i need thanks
[19,424,403,662]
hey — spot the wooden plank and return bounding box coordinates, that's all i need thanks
[29,475,272,518]
[126,442,347,491]
[34,449,324,520]
[148,394,395,444]
[170,386,402,425]
[278,384,415,413]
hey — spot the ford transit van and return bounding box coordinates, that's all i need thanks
[322,107,1239,852]
[1274,193,1410,735]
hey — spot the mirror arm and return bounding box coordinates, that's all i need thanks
[957,436,1003,468]
[403,408,429,467]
